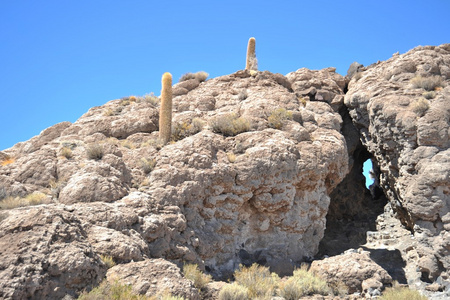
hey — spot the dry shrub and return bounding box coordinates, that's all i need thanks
[60,147,73,159]
[410,98,430,117]
[172,118,204,141]
[210,114,251,136]
[100,255,116,269]
[278,265,331,299]
[78,279,149,300]
[379,282,427,300]
[267,108,293,130]
[422,91,436,99]
[299,96,309,107]
[411,75,444,91]
[137,93,159,106]
[179,71,209,83]
[86,144,104,160]
[120,140,136,149]
[182,264,211,290]
[227,152,236,163]
[140,158,156,174]
[218,282,248,300]
[0,192,49,210]
[233,264,279,299]
[237,90,248,100]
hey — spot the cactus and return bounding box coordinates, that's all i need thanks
[159,72,173,144]
[246,37,257,71]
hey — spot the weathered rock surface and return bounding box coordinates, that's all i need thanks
[345,44,450,292]
[310,249,392,295]
[106,259,200,299]
[0,44,449,299]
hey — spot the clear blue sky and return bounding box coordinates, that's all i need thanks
[1,0,449,152]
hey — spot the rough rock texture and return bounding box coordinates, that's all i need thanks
[106,259,200,299]
[310,249,392,295]
[0,44,449,298]
[0,68,348,297]
[345,44,450,289]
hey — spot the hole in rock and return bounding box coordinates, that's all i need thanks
[318,146,387,257]
[363,159,375,189]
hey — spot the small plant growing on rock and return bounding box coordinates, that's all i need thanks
[78,279,148,300]
[139,92,159,106]
[140,158,156,174]
[0,156,15,166]
[299,96,309,107]
[278,264,332,299]
[410,98,430,117]
[60,147,73,159]
[411,75,444,91]
[86,144,104,160]
[379,281,427,300]
[100,255,116,269]
[233,263,279,299]
[422,91,436,99]
[0,192,49,210]
[171,118,204,141]
[210,114,251,136]
[218,282,249,300]
[182,263,212,290]
[179,71,209,83]
[267,108,293,130]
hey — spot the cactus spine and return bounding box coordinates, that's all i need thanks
[245,37,257,71]
[159,72,173,144]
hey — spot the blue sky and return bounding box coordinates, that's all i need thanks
[0,1,448,168]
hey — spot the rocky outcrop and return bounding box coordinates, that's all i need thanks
[345,44,450,287]
[0,44,449,298]
[0,68,349,297]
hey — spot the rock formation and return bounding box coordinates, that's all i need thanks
[0,43,448,299]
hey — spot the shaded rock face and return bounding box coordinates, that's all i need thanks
[345,44,450,282]
[0,68,348,297]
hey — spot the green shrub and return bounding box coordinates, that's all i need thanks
[182,264,211,290]
[379,282,427,300]
[218,282,249,300]
[86,144,104,160]
[171,118,204,141]
[267,108,293,130]
[410,98,430,117]
[179,71,209,83]
[278,265,331,299]
[411,75,444,91]
[210,114,251,136]
[233,264,279,299]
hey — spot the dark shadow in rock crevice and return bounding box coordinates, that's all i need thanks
[317,107,387,257]
[361,247,407,284]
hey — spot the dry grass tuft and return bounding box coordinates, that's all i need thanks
[410,98,430,117]
[218,282,248,300]
[411,75,444,91]
[182,264,211,290]
[278,265,332,299]
[233,263,279,299]
[86,144,104,160]
[140,158,156,174]
[171,118,204,142]
[210,114,251,137]
[100,255,116,269]
[0,157,15,166]
[0,192,49,210]
[78,279,150,300]
[379,282,427,300]
[267,108,293,130]
[60,147,73,159]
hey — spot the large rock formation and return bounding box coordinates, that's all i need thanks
[0,68,349,298]
[0,44,448,299]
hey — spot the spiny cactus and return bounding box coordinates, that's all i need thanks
[246,37,258,71]
[159,72,173,144]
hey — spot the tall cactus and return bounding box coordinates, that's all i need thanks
[246,37,257,71]
[159,72,173,144]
